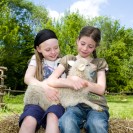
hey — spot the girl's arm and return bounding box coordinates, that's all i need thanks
[24,65,42,86]
[87,70,106,95]
[24,65,59,101]
[46,64,88,90]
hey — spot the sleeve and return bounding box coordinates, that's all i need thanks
[59,55,76,73]
[97,58,109,72]
[28,55,36,67]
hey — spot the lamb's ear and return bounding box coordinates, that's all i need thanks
[78,64,85,71]
[67,60,75,66]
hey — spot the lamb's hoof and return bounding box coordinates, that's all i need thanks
[93,105,103,112]
[97,106,103,112]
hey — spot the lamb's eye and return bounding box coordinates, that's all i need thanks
[86,64,90,66]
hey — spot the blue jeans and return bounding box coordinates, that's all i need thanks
[59,104,109,133]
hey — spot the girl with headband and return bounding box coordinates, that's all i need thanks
[19,29,66,133]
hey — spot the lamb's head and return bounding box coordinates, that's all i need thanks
[68,58,96,81]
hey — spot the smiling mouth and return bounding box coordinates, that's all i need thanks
[50,55,57,58]
[81,51,88,54]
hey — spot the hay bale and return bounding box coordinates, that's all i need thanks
[109,118,133,133]
[0,115,19,133]
[0,114,133,133]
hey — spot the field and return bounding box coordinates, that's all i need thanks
[0,94,133,120]
[106,94,133,119]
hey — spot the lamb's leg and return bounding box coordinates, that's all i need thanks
[84,100,103,111]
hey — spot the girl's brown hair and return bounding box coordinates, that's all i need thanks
[78,26,101,58]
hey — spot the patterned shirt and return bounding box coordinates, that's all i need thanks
[29,55,66,79]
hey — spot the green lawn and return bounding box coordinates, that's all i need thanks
[0,94,133,120]
[106,94,133,119]
[0,95,24,119]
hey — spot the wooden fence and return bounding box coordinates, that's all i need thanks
[0,66,7,107]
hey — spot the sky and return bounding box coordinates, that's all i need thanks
[29,0,133,29]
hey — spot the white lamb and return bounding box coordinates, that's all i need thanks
[24,58,103,111]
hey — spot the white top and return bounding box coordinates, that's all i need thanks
[29,55,66,79]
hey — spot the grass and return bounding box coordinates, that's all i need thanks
[106,94,133,119]
[0,94,133,120]
[0,94,24,119]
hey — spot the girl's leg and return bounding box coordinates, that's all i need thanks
[59,106,85,133]
[45,113,60,133]
[85,109,109,133]
[19,105,45,133]
[41,105,65,132]
[19,116,37,133]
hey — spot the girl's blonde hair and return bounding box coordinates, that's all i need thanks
[34,29,58,81]
[34,49,43,81]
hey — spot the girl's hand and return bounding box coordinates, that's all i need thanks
[41,80,59,102]
[67,76,88,90]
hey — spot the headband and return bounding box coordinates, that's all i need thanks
[34,29,58,49]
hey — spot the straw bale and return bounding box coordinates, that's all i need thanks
[109,118,133,133]
[0,114,133,133]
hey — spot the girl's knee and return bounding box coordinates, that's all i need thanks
[19,116,37,133]
[47,113,58,122]
[23,116,37,127]
[25,116,36,122]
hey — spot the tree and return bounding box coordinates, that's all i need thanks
[55,12,87,56]
[0,0,49,90]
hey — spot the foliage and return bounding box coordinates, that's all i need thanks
[104,29,133,92]
[0,1,133,92]
[0,0,49,90]
[54,12,87,56]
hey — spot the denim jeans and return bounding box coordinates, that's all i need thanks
[59,104,109,133]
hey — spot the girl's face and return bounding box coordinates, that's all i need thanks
[77,36,96,58]
[37,38,60,61]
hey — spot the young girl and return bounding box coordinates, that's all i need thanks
[19,29,66,133]
[47,26,109,133]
